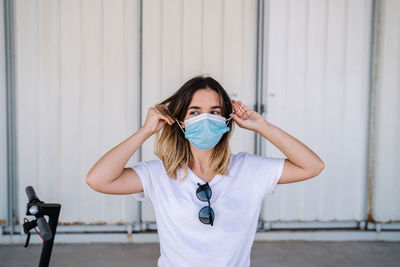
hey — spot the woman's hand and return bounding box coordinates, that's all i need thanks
[229,100,266,132]
[142,105,174,135]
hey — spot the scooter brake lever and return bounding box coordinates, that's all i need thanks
[24,232,31,248]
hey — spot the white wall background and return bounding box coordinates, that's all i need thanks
[1,0,399,231]
[373,0,400,222]
[14,0,141,225]
[0,0,8,226]
[262,0,372,222]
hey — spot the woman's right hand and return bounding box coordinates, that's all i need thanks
[142,105,175,135]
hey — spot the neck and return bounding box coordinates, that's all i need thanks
[190,145,214,174]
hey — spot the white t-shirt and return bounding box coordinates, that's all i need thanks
[131,152,285,267]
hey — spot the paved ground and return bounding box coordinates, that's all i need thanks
[1,241,399,266]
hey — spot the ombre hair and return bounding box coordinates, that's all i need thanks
[154,75,234,181]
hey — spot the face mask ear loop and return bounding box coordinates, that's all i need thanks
[230,102,244,116]
[225,117,232,126]
[176,118,185,134]
[236,103,244,114]
[227,102,243,125]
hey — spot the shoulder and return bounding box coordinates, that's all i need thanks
[230,151,260,163]
[230,151,250,161]
[231,152,285,167]
[229,152,251,172]
[142,158,163,167]
[130,158,165,174]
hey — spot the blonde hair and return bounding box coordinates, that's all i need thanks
[154,75,234,181]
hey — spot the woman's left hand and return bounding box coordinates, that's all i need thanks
[229,100,266,132]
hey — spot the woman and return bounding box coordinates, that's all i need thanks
[86,75,325,267]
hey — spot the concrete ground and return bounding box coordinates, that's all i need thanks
[1,241,399,267]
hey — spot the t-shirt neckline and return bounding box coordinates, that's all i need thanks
[187,153,234,186]
[188,168,221,186]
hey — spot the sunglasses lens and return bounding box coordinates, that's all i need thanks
[199,206,214,225]
[196,186,211,202]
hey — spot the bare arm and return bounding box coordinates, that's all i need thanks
[256,122,325,184]
[230,100,325,185]
[86,107,174,195]
[86,128,152,194]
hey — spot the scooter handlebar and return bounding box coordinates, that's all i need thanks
[25,186,53,241]
[36,216,53,241]
[25,186,39,203]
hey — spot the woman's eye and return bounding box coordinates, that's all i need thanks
[189,111,220,115]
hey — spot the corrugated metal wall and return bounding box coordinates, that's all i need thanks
[0,0,8,227]
[2,0,399,232]
[261,0,373,223]
[373,0,400,222]
[11,0,259,227]
[14,0,141,225]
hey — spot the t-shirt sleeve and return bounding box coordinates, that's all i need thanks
[129,159,161,201]
[245,152,286,196]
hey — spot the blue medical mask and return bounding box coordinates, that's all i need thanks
[176,113,232,150]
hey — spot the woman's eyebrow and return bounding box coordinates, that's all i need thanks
[188,105,221,110]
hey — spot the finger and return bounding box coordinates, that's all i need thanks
[164,114,174,125]
[229,113,244,123]
[166,116,174,125]
[154,105,174,124]
[233,102,245,117]
[232,101,243,115]
[160,114,173,125]
[164,114,174,124]
[237,101,251,112]
[232,101,238,112]
[237,103,244,115]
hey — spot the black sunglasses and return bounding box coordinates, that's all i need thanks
[196,182,215,226]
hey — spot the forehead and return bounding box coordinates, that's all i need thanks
[189,88,220,106]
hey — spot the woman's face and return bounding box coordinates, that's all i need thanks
[183,88,223,126]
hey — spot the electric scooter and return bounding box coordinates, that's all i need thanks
[23,185,61,267]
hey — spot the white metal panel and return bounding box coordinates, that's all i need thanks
[374,0,400,222]
[11,0,397,233]
[14,0,141,226]
[0,0,7,226]
[14,0,40,228]
[140,0,258,222]
[262,0,372,222]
